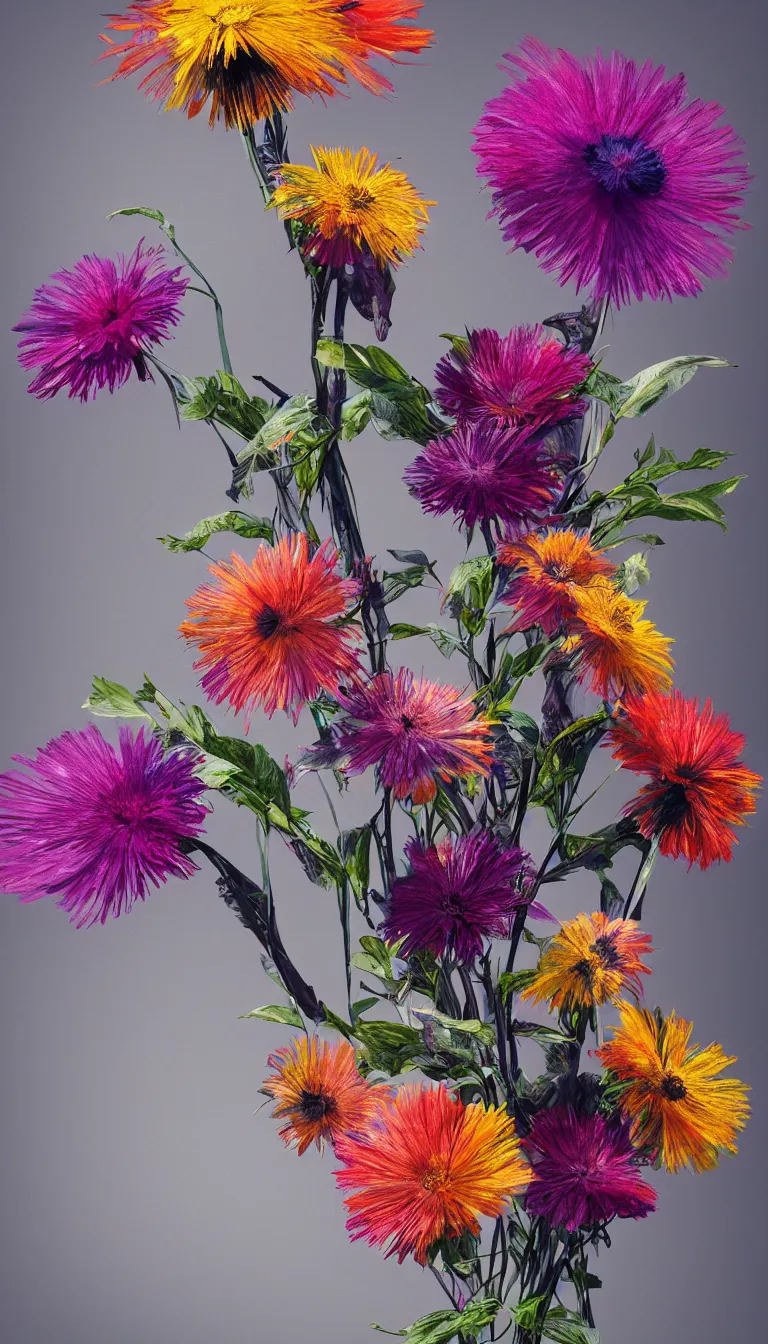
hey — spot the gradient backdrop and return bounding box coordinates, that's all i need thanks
[1,2,766,1341]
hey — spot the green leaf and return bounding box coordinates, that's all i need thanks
[353,1020,422,1072]
[388,623,463,658]
[498,969,539,1004]
[159,511,274,553]
[612,355,731,420]
[193,751,242,788]
[314,338,346,368]
[180,371,270,439]
[382,565,434,605]
[509,642,550,679]
[239,1003,304,1027]
[541,1307,601,1344]
[615,551,651,595]
[622,476,744,531]
[340,389,372,440]
[234,395,332,496]
[341,826,372,905]
[439,331,471,359]
[514,1295,548,1332]
[316,341,449,445]
[108,204,173,233]
[385,1298,502,1344]
[351,936,396,980]
[413,1006,496,1048]
[82,677,153,721]
[444,556,494,609]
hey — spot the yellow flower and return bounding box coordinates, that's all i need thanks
[522,911,653,1012]
[598,1002,750,1173]
[273,146,434,268]
[569,581,674,699]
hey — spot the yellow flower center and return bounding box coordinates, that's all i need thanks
[421,1157,451,1193]
[209,3,256,24]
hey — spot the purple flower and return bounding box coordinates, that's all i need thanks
[336,669,494,804]
[404,423,558,530]
[523,1107,657,1231]
[435,327,591,431]
[473,38,749,307]
[0,726,208,927]
[14,241,188,401]
[383,832,536,962]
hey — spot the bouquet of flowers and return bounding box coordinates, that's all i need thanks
[5,8,760,1343]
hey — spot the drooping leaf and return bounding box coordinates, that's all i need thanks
[180,370,271,439]
[388,623,463,658]
[315,340,450,445]
[233,395,333,496]
[353,1020,422,1072]
[82,677,153,721]
[159,511,274,553]
[498,969,539,1003]
[412,1006,496,1048]
[378,1298,502,1344]
[541,1307,601,1344]
[444,556,494,611]
[239,1003,304,1028]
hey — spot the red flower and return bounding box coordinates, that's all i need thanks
[335,1085,528,1263]
[608,690,762,868]
[179,534,361,725]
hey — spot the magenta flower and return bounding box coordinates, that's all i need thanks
[523,1108,657,1231]
[404,423,558,530]
[435,327,591,431]
[473,38,749,306]
[14,242,188,401]
[0,726,208,927]
[383,832,536,962]
[336,669,494,803]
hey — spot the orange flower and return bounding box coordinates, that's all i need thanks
[522,911,653,1011]
[568,582,674,699]
[598,1002,750,1173]
[263,1037,385,1156]
[498,528,616,634]
[179,533,361,724]
[335,1085,529,1263]
[100,1,432,130]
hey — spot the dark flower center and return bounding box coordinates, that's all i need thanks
[584,134,667,197]
[589,934,621,969]
[109,795,152,829]
[442,888,467,917]
[202,45,278,96]
[655,780,691,828]
[400,714,415,731]
[256,604,289,639]
[660,1073,688,1102]
[544,561,573,582]
[346,186,376,212]
[299,1089,337,1123]
[573,958,595,987]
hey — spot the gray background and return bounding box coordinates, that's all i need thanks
[1,1,766,1340]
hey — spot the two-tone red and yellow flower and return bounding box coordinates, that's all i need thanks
[100,1,433,131]
[608,689,762,868]
[263,1037,385,1155]
[522,911,653,1012]
[272,146,433,269]
[568,582,674,699]
[598,1002,749,1173]
[179,533,361,724]
[498,529,617,635]
[335,1085,529,1263]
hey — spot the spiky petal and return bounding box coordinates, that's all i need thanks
[179,534,362,726]
[607,690,761,868]
[14,242,187,402]
[336,669,493,803]
[435,326,591,432]
[473,38,749,306]
[598,1002,750,1172]
[405,423,559,530]
[384,832,536,962]
[498,529,617,635]
[569,582,674,699]
[263,1037,387,1155]
[0,727,207,927]
[522,911,653,1011]
[523,1107,657,1230]
[335,1085,529,1263]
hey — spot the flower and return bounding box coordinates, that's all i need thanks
[0,727,207,927]
[336,669,494,803]
[383,833,536,963]
[607,690,762,868]
[272,146,433,269]
[498,529,616,635]
[597,1002,750,1173]
[522,912,653,1011]
[434,327,591,432]
[179,533,361,726]
[99,0,430,131]
[523,1108,657,1230]
[473,38,749,307]
[263,1037,385,1155]
[13,242,187,402]
[404,423,559,530]
[568,582,674,698]
[335,1085,529,1263]
[332,1,433,97]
